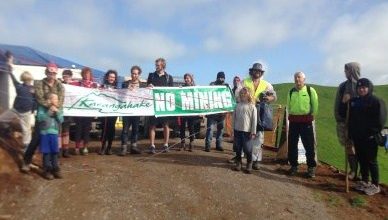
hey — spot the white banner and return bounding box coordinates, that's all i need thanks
[63,84,154,117]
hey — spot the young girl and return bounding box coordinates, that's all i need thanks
[232,87,257,174]
[37,93,64,180]
[99,70,118,155]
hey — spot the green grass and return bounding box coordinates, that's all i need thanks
[349,195,367,208]
[273,83,388,183]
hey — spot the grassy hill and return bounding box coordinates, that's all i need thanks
[273,83,388,183]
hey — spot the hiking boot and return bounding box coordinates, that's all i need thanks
[306,167,316,178]
[204,147,210,152]
[354,181,371,192]
[364,184,380,196]
[233,161,242,171]
[52,171,63,179]
[163,144,169,153]
[105,145,112,155]
[287,166,298,176]
[130,143,141,154]
[245,162,253,174]
[20,162,31,173]
[62,148,71,158]
[148,146,156,154]
[188,142,193,152]
[252,161,260,170]
[119,145,127,156]
[81,147,88,155]
[43,171,54,180]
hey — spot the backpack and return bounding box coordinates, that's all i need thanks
[289,85,312,114]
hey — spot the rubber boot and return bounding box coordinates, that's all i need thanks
[119,144,127,156]
[348,155,358,180]
[188,142,193,152]
[245,161,253,174]
[130,143,141,154]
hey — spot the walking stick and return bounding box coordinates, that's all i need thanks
[345,102,350,193]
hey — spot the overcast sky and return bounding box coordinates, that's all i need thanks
[1,0,387,85]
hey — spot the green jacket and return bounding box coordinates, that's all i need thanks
[287,85,319,116]
[37,105,64,135]
[34,78,65,108]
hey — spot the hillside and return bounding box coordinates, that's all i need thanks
[273,83,388,183]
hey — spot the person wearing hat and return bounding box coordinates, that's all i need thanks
[348,78,387,195]
[204,71,230,152]
[21,62,65,173]
[334,62,361,180]
[231,63,277,169]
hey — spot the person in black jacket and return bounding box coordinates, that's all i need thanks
[98,70,118,155]
[348,78,387,196]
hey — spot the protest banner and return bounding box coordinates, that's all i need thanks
[63,85,235,117]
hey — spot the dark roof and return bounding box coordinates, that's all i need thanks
[0,44,104,79]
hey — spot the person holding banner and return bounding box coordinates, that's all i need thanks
[287,72,318,178]
[21,62,64,173]
[98,70,118,155]
[204,71,230,152]
[60,69,74,158]
[232,63,276,170]
[70,67,99,155]
[147,58,174,154]
[119,66,144,156]
[179,73,201,152]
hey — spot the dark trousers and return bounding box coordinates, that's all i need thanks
[353,137,379,185]
[288,122,317,168]
[100,116,117,144]
[73,117,92,147]
[234,130,252,162]
[23,117,40,164]
[43,153,59,172]
[121,116,140,145]
[180,117,197,143]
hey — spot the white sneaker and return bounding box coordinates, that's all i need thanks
[354,181,370,192]
[82,147,89,155]
[365,184,380,196]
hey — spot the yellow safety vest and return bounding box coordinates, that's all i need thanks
[243,77,269,103]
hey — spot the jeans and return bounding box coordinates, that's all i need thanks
[205,117,224,149]
[234,130,252,162]
[121,116,140,145]
[43,153,59,172]
[288,122,317,168]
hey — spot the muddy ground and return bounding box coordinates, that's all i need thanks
[0,136,388,220]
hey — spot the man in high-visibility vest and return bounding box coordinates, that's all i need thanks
[233,63,277,170]
[287,71,319,178]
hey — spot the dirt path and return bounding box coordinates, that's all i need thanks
[0,138,387,219]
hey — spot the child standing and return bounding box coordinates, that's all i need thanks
[232,87,257,174]
[37,93,64,180]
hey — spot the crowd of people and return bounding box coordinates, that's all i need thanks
[2,50,387,196]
